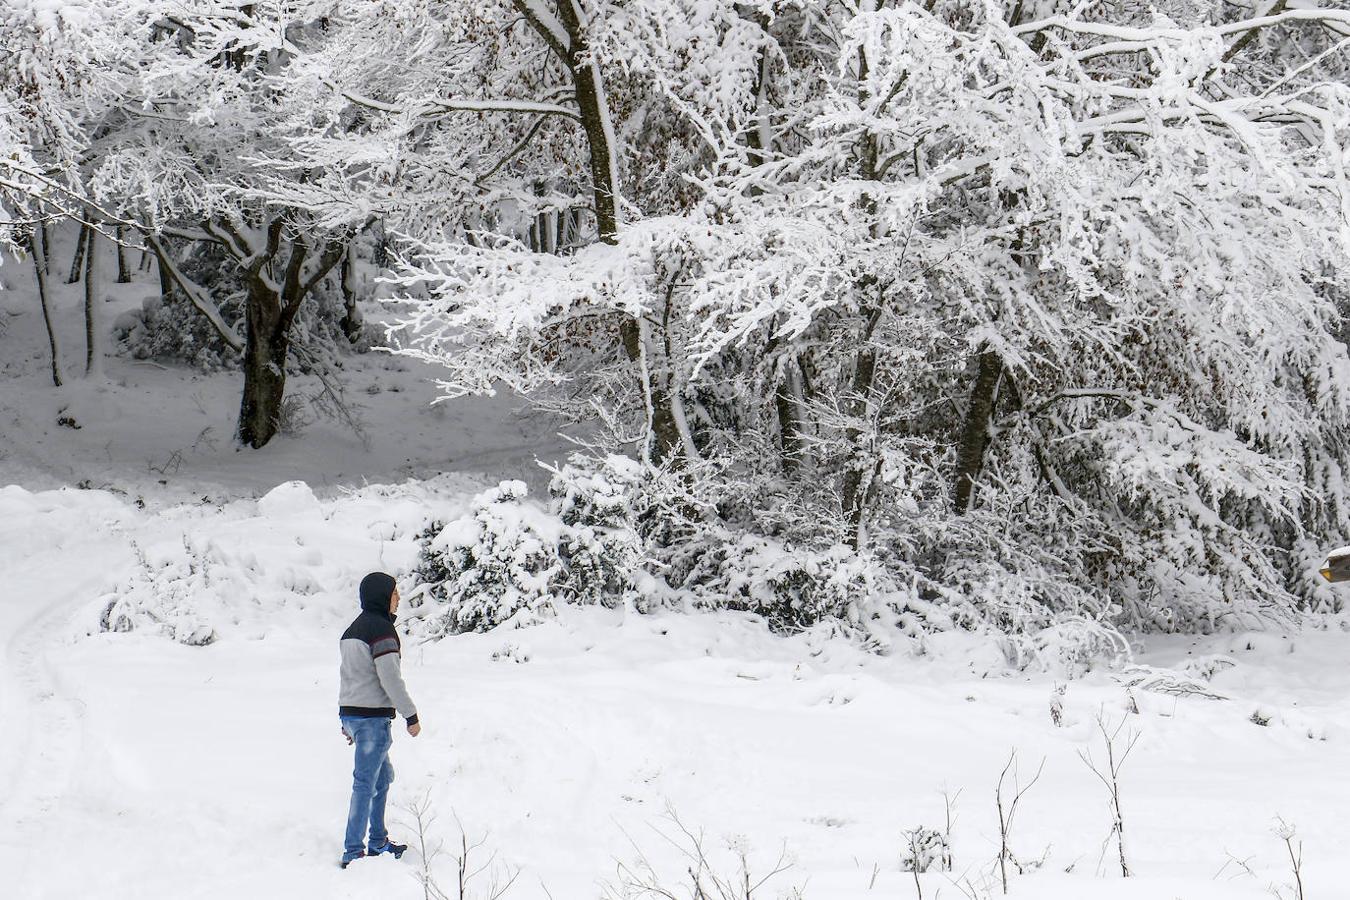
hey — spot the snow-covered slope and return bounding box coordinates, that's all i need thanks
[0,237,577,502]
[1,481,1348,900]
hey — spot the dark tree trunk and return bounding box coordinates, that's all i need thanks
[66,222,89,284]
[30,230,62,387]
[40,223,51,273]
[233,231,345,449]
[564,50,618,243]
[565,13,683,459]
[115,225,132,283]
[773,355,811,474]
[515,1,683,461]
[339,246,362,344]
[84,225,102,377]
[953,348,1005,514]
[156,250,173,299]
[648,386,684,462]
[775,382,800,472]
[237,281,289,449]
[744,9,773,174]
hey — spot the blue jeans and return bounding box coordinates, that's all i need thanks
[340,716,395,861]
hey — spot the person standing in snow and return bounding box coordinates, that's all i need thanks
[338,572,421,868]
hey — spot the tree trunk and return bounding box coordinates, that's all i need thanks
[156,249,173,300]
[775,382,799,472]
[840,340,879,542]
[775,359,811,473]
[29,230,63,387]
[237,282,289,449]
[85,225,104,378]
[649,388,683,461]
[40,223,51,273]
[233,233,345,449]
[115,225,132,283]
[564,47,619,243]
[839,45,887,546]
[66,222,89,284]
[517,1,686,462]
[339,246,362,344]
[559,5,684,460]
[953,348,1005,514]
[744,9,774,174]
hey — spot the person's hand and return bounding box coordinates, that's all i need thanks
[407,721,421,737]
[341,727,353,745]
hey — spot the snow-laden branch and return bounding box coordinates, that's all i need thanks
[511,0,572,60]
[1022,4,1350,66]
[324,81,582,121]
[1020,6,1350,45]
[144,234,245,353]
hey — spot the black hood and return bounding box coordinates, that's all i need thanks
[359,572,397,620]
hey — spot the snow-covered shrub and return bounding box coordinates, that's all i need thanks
[675,534,881,632]
[113,289,242,372]
[412,459,660,634]
[97,539,225,646]
[412,481,566,635]
[113,243,243,371]
[901,826,951,874]
[549,455,647,610]
[88,478,474,647]
[550,454,647,531]
[1003,617,1131,678]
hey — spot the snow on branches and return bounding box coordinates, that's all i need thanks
[377,0,1350,642]
[12,0,1350,651]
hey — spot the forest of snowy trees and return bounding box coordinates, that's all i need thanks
[6,0,1350,656]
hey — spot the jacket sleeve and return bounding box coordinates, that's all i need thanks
[371,637,419,724]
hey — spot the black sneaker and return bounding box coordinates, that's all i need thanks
[368,839,407,859]
[340,851,365,869]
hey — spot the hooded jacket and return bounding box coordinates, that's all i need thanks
[338,573,418,725]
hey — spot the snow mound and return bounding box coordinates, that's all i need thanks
[258,480,322,519]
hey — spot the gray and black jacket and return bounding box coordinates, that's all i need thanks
[339,574,418,725]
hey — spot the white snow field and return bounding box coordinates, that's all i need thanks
[1,479,1349,900]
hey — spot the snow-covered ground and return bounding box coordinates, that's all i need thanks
[0,234,576,501]
[2,480,1349,900]
[4,240,1350,900]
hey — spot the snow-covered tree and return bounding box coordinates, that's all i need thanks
[2,1,373,444]
[383,0,1350,638]
[11,0,1350,645]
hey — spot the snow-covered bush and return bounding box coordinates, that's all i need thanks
[111,244,240,370]
[1003,618,1131,679]
[98,539,227,647]
[412,481,567,635]
[549,455,647,610]
[409,455,1133,672]
[413,459,660,634]
[86,478,483,647]
[901,826,951,874]
[675,534,880,633]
